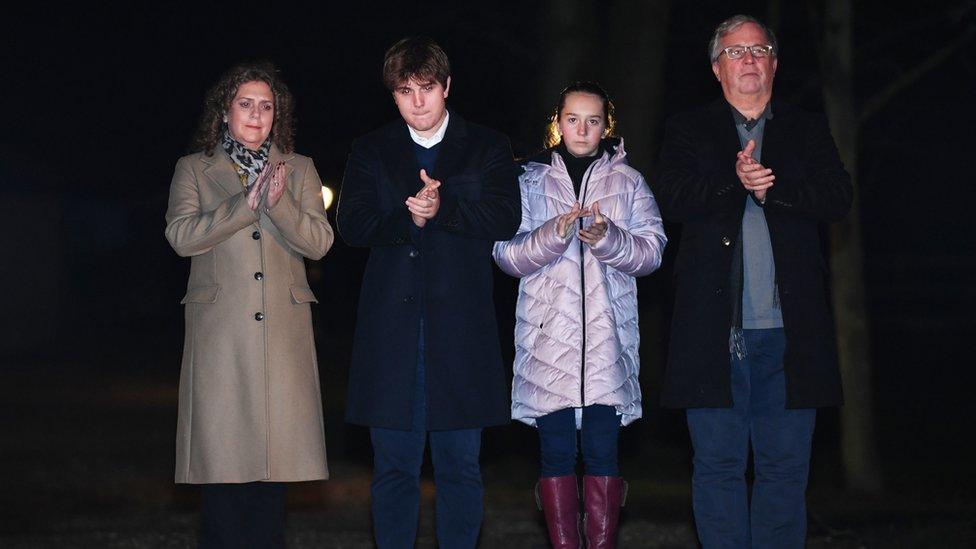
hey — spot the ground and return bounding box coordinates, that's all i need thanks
[1,367,972,547]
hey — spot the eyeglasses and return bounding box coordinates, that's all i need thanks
[719,44,775,60]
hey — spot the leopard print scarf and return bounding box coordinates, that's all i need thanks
[220,128,271,188]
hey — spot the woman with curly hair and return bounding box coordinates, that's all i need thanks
[493,82,666,548]
[165,61,333,547]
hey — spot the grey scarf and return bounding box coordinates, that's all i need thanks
[220,128,271,188]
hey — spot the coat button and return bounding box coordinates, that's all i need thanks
[403,295,415,304]
[252,231,261,240]
[721,236,731,246]
[254,312,264,321]
[715,287,724,295]
[254,272,264,281]
[408,249,419,258]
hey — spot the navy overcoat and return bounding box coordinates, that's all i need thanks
[337,112,521,430]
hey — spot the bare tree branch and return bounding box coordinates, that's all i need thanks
[859,25,975,125]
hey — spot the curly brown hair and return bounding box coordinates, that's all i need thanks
[192,61,295,155]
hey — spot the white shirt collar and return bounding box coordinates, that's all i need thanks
[407,111,449,149]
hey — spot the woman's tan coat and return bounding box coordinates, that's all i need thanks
[165,145,333,484]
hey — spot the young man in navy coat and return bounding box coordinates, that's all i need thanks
[337,37,521,547]
[653,15,852,549]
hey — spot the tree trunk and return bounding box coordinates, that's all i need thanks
[540,0,599,134]
[819,0,883,495]
[606,0,670,175]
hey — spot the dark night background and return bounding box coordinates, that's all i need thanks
[3,1,975,546]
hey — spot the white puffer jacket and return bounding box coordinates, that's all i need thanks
[493,139,666,426]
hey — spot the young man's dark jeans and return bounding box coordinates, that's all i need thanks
[369,325,483,548]
[686,328,816,549]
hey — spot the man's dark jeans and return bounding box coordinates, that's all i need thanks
[686,328,816,549]
[369,323,483,548]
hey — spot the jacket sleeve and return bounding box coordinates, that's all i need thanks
[492,179,571,278]
[652,117,745,222]
[432,137,522,240]
[763,114,853,222]
[590,174,668,276]
[336,138,415,247]
[164,156,259,257]
[265,158,334,260]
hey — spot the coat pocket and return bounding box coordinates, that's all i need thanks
[180,285,220,304]
[290,285,319,304]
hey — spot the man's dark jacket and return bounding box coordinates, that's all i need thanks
[337,112,521,430]
[652,98,852,409]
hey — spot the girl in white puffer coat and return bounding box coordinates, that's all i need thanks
[494,82,667,548]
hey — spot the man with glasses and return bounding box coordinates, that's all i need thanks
[653,14,852,548]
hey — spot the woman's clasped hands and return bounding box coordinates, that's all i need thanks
[247,161,292,212]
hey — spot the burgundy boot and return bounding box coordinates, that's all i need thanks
[583,475,628,549]
[535,475,582,549]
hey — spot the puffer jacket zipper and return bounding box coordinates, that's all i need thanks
[577,165,595,407]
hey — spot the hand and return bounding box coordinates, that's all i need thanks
[735,139,774,202]
[264,162,291,210]
[578,201,608,246]
[555,201,587,239]
[406,169,441,227]
[247,163,274,211]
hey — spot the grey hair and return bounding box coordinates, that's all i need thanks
[708,14,778,62]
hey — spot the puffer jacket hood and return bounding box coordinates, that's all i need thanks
[494,138,666,426]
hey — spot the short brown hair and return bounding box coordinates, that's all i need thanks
[382,37,451,91]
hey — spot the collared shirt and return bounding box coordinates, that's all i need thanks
[731,102,774,157]
[730,101,783,330]
[407,111,450,149]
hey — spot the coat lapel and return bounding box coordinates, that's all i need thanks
[380,122,423,201]
[378,111,471,201]
[707,98,745,165]
[705,98,748,231]
[268,144,297,169]
[759,98,789,174]
[202,147,246,198]
[268,144,298,192]
[429,111,468,182]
